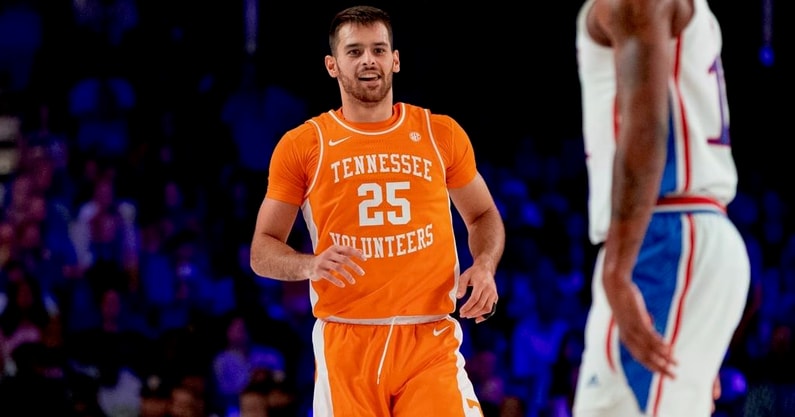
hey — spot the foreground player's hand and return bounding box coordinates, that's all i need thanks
[310,244,366,287]
[456,263,498,323]
[608,282,677,378]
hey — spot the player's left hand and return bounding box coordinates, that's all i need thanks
[608,281,677,378]
[456,263,498,323]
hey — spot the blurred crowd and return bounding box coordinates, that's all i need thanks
[0,1,793,416]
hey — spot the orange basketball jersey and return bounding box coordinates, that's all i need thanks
[266,103,478,320]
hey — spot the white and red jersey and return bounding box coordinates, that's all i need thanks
[576,0,739,245]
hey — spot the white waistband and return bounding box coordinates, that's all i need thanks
[321,314,448,325]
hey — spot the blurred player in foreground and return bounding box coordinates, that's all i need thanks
[572,0,750,416]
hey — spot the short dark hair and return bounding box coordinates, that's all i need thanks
[328,5,393,54]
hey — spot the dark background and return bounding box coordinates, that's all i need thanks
[272,1,790,180]
[24,0,792,178]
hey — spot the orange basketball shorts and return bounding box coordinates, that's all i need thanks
[311,316,485,417]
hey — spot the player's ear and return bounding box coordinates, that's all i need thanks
[392,50,400,73]
[325,55,338,78]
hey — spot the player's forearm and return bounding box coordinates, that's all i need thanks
[602,215,650,293]
[603,127,665,291]
[250,235,314,282]
[466,206,505,275]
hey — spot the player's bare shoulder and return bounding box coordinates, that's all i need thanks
[584,0,611,46]
[588,0,694,44]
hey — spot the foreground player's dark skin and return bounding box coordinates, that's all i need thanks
[585,0,689,379]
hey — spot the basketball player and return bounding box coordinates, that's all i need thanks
[572,0,750,416]
[249,5,505,416]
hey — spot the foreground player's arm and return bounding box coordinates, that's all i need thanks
[598,0,678,377]
[249,198,365,287]
[450,173,505,323]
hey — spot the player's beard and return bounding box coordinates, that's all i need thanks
[339,71,393,104]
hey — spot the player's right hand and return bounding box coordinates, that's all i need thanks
[309,244,366,287]
[607,282,677,379]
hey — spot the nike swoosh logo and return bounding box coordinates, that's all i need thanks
[328,136,352,146]
[433,326,450,337]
